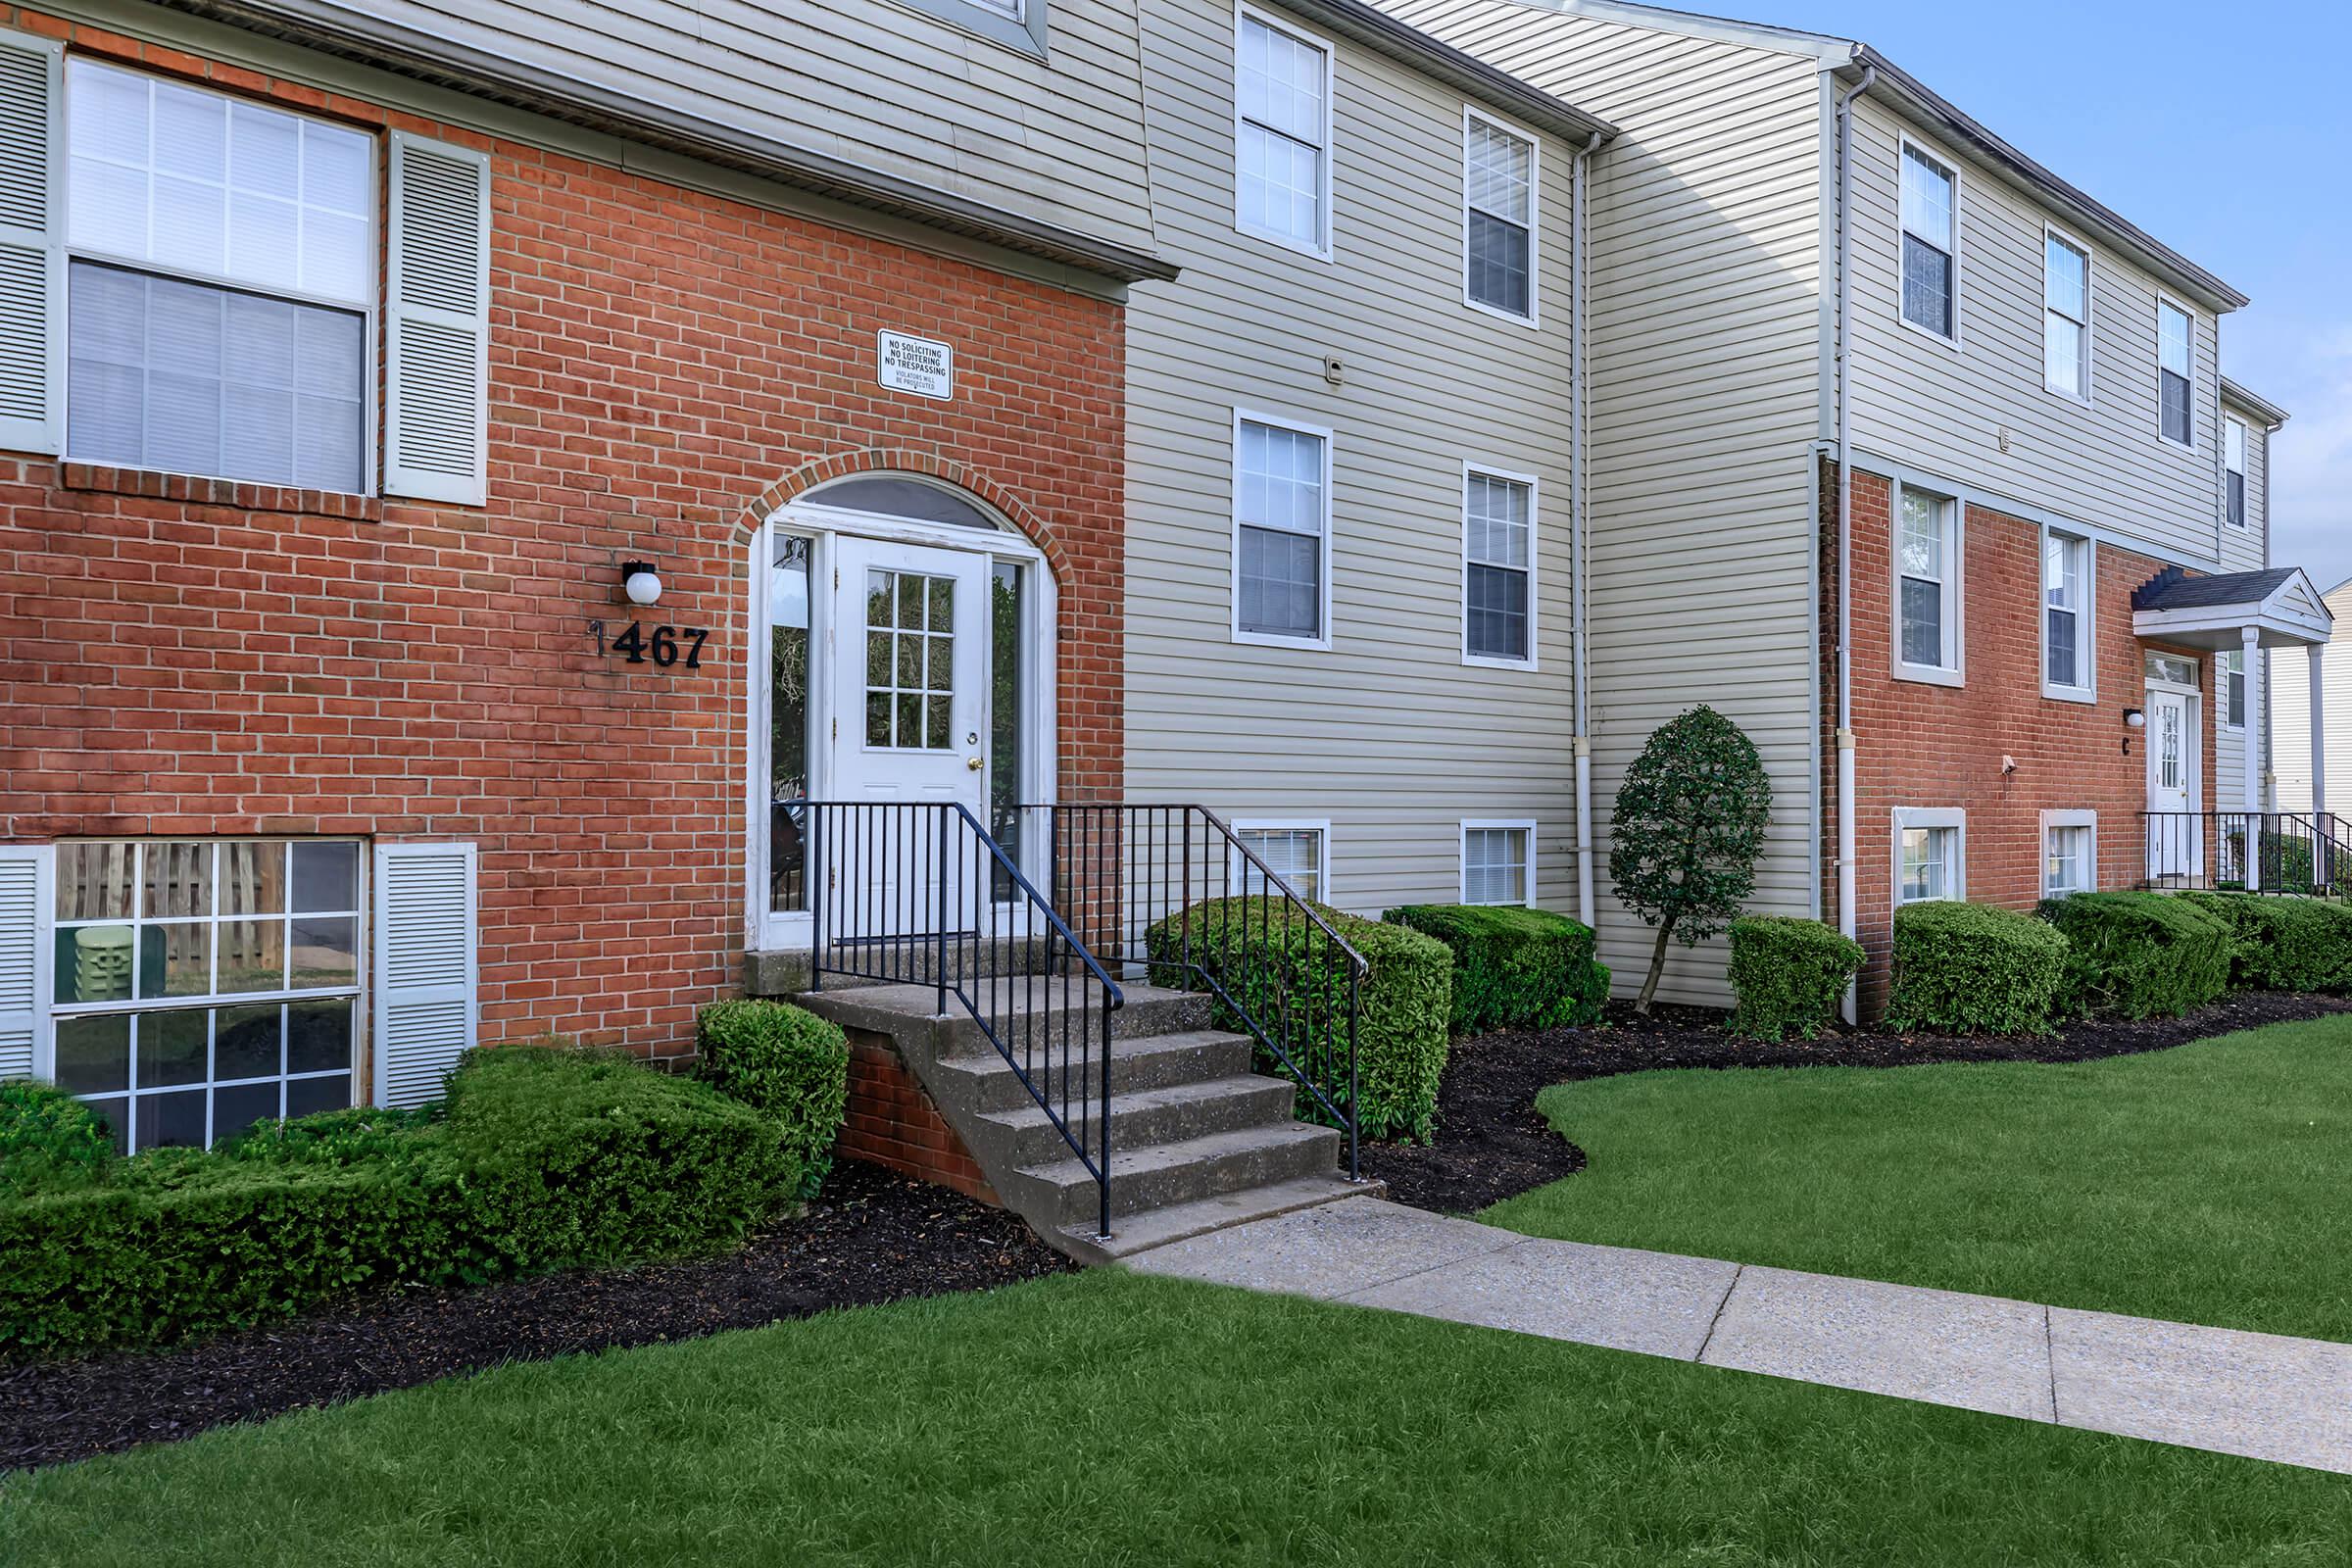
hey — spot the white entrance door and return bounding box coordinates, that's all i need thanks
[826,536,990,939]
[2145,686,2199,881]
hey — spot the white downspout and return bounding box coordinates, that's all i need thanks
[1572,128,1602,931]
[1834,66,1875,1021]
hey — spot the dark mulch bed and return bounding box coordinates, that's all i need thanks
[0,1158,1070,1473]
[1362,990,2352,1214]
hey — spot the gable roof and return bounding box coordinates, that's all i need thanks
[2132,566,2334,650]
[1501,2,2248,313]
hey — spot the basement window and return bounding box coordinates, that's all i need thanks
[50,839,363,1152]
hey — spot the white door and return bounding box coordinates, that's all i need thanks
[826,536,990,939]
[2145,687,2199,881]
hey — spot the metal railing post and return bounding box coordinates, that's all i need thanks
[936,805,951,1017]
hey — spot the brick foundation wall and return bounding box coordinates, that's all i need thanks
[0,14,1128,1064]
[1830,465,2219,1012]
[837,1029,998,1203]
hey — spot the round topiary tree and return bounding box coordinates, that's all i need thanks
[1610,705,1773,1015]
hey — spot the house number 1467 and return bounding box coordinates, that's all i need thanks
[590,620,709,669]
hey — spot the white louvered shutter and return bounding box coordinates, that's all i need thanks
[0,845,53,1083]
[384,132,490,505]
[0,33,61,456]
[372,841,478,1107]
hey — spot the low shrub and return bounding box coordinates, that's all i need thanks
[2177,891,2352,993]
[1726,916,1865,1042]
[1145,897,1450,1143]
[2039,891,2231,1019]
[0,1044,794,1358]
[1885,902,2070,1035]
[0,1082,116,1196]
[696,1000,851,1199]
[1380,904,1608,1034]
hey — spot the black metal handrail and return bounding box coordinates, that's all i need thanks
[794,800,1122,1238]
[1007,803,1367,1180]
[2141,810,2352,897]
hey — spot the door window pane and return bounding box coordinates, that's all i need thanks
[768,534,813,916]
[862,569,955,749]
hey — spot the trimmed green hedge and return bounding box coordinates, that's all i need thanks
[1145,897,1450,1144]
[2039,891,2231,1020]
[1727,916,1865,1042]
[2177,891,2352,994]
[1379,904,1608,1034]
[1885,902,2071,1035]
[1,1081,115,1196]
[0,1045,794,1358]
[696,1000,852,1199]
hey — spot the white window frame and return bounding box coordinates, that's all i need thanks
[1459,818,1536,907]
[1460,461,1538,669]
[2224,416,2249,529]
[1232,3,1335,262]
[2219,647,2248,733]
[2156,295,2196,451]
[1890,482,1963,686]
[1891,807,1966,907]
[1230,818,1331,906]
[1897,136,1961,350]
[60,58,381,497]
[2041,223,2093,404]
[47,837,368,1150]
[2039,525,2095,703]
[1460,105,1541,327]
[1230,406,1335,652]
[2040,808,2097,900]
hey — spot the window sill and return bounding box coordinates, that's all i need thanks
[1233,220,1334,265]
[2041,683,2098,705]
[62,464,383,521]
[1462,652,1539,672]
[1233,629,1333,653]
[1893,662,1964,689]
[1463,294,1542,331]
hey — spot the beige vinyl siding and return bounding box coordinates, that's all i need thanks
[1374,0,1829,1003]
[2272,585,2352,817]
[278,0,1157,253]
[1847,96,2226,568]
[1124,0,1583,919]
[2218,396,2270,573]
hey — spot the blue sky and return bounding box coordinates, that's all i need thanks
[1765,0,2351,590]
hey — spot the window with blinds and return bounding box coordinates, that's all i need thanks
[62,59,373,493]
[1464,114,1536,320]
[1234,413,1329,644]
[1462,824,1531,906]
[1465,469,1534,663]
[1235,825,1324,904]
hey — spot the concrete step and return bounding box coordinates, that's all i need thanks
[1069,1173,1382,1264]
[940,1028,1256,1113]
[1013,1119,1345,1233]
[800,979,1209,1054]
[973,1072,1298,1167]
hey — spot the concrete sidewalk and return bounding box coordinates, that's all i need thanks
[1122,1197,2352,1474]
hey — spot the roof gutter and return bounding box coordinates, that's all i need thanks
[1273,0,1618,145]
[1841,46,2246,314]
[1833,62,1874,1021]
[152,0,1182,284]
[2222,376,2291,430]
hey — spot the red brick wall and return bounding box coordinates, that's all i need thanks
[837,1031,999,1204]
[1832,466,2218,1011]
[0,15,1127,1062]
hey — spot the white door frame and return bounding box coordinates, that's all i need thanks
[745,495,1057,954]
[2143,674,2203,881]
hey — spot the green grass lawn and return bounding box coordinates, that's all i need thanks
[6,1269,2350,1567]
[1490,1014,2352,1342]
